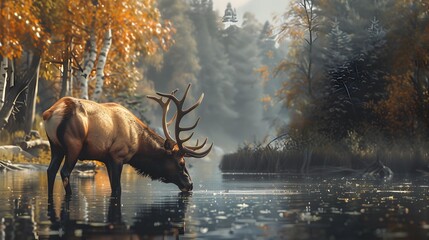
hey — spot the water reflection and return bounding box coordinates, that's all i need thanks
[2,197,38,240]
[132,192,190,236]
[2,166,429,239]
[43,193,190,239]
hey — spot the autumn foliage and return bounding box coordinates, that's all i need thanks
[267,0,429,171]
[1,0,173,97]
[0,0,46,58]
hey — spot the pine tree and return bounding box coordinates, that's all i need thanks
[149,0,200,93]
[321,19,354,138]
[189,1,238,150]
[325,18,352,68]
[221,13,267,143]
[258,21,288,130]
[321,17,387,139]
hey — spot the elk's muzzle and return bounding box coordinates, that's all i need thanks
[180,182,193,192]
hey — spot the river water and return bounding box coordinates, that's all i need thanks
[1,159,429,239]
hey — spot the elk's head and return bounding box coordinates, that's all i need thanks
[148,84,212,192]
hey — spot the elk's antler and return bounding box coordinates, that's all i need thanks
[147,89,178,143]
[147,84,213,158]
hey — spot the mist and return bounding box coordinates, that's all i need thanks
[145,0,288,153]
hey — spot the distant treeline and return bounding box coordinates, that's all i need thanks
[146,0,287,151]
[220,138,429,174]
[221,0,429,173]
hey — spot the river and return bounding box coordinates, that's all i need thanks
[0,159,429,239]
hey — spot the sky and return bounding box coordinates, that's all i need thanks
[212,0,290,24]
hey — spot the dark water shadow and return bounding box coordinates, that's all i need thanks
[1,197,39,240]
[43,193,191,239]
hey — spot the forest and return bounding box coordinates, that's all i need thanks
[222,0,429,174]
[1,0,429,174]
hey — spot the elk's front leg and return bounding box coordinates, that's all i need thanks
[107,160,123,197]
[108,144,131,197]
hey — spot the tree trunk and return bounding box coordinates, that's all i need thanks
[79,31,97,100]
[7,59,14,87]
[23,59,40,137]
[92,28,112,102]
[0,57,8,109]
[0,53,41,130]
[60,53,69,98]
[19,139,50,150]
[60,37,74,97]
[68,44,74,96]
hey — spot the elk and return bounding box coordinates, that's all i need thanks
[43,84,212,197]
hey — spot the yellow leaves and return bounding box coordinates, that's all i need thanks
[261,95,273,110]
[95,0,172,60]
[1,0,172,67]
[255,65,270,83]
[1,0,173,95]
[0,0,47,58]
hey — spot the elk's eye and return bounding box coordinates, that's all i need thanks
[166,160,176,170]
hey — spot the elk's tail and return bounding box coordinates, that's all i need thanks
[43,98,76,148]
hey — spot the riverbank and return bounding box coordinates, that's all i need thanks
[219,143,429,175]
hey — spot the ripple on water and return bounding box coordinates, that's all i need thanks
[1,169,429,239]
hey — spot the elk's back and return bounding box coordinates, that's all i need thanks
[43,97,143,160]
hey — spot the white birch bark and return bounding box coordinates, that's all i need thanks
[91,29,112,102]
[68,54,73,96]
[79,30,97,99]
[81,41,90,72]
[0,58,8,109]
[66,40,73,96]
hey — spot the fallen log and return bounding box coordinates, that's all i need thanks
[18,139,50,150]
[0,145,35,159]
[0,160,47,171]
[0,160,25,171]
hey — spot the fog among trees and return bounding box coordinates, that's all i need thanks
[3,0,429,163]
[146,0,286,152]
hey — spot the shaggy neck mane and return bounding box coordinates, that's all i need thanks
[128,125,168,181]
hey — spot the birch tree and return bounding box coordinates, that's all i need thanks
[91,29,112,101]
[40,0,173,101]
[79,30,97,100]
[0,0,46,135]
[0,0,172,137]
[0,58,8,109]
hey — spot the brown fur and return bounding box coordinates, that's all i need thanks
[44,97,193,197]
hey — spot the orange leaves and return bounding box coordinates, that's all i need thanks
[255,65,270,84]
[261,95,273,110]
[100,0,173,59]
[372,73,417,135]
[1,0,172,68]
[273,0,317,117]
[0,0,46,58]
[1,0,173,97]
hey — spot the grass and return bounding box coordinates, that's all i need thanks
[219,138,429,174]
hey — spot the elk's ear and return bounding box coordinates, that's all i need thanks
[164,139,176,151]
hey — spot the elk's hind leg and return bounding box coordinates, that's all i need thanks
[47,140,65,198]
[60,141,82,196]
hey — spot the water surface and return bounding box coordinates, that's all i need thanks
[1,159,429,239]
